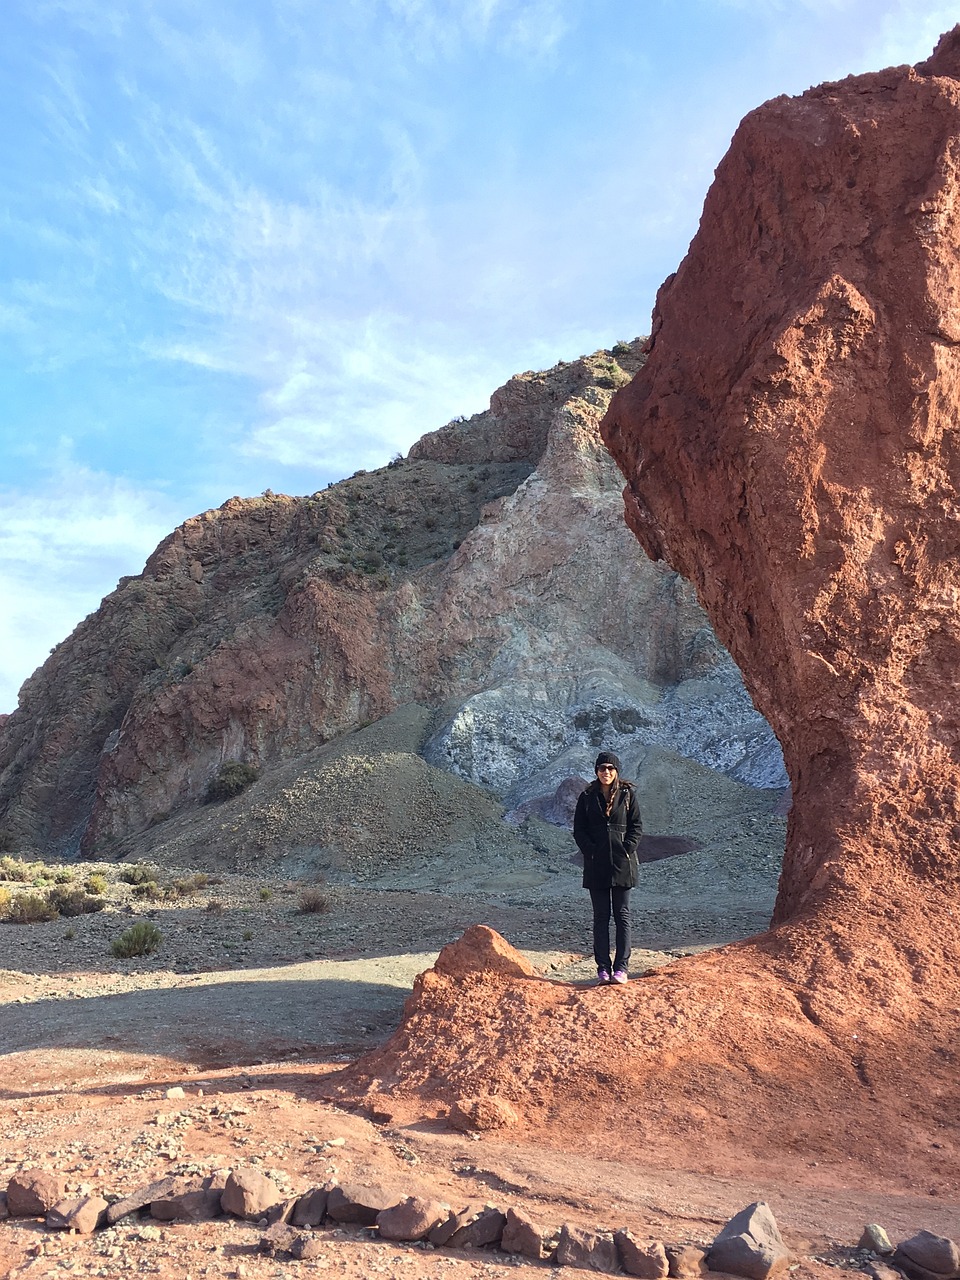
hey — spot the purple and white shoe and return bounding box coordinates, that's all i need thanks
[611,969,628,984]
[597,969,611,985]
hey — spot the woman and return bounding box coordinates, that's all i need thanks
[573,750,643,985]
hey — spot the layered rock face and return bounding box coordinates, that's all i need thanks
[603,29,960,938]
[0,343,781,860]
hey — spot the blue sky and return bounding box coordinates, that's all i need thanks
[0,0,955,713]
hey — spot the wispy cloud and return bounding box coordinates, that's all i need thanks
[0,459,181,713]
[2,0,953,710]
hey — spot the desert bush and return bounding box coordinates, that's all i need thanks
[612,339,633,356]
[132,880,163,900]
[0,886,10,916]
[53,868,74,884]
[48,886,105,917]
[118,864,158,886]
[258,887,273,901]
[0,856,39,882]
[205,762,259,802]
[171,873,211,896]
[299,887,331,915]
[205,899,225,915]
[85,873,109,896]
[242,929,254,942]
[6,891,59,924]
[111,921,162,958]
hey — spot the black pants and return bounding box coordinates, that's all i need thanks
[589,885,631,973]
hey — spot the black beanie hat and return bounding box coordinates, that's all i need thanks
[594,751,622,773]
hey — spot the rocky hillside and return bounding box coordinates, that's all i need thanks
[0,340,784,867]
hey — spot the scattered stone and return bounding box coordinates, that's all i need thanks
[292,1234,327,1261]
[6,1170,68,1217]
[448,1095,520,1132]
[707,1203,790,1279]
[46,1196,109,1235]
[291,1187,329,1228]
[221,1168,283,1222]
[555,1223,619,1273]
[376,1195,449,1242]
[860,1226,894,1256]
[501,1206,552,1260]
[668,1243,709,1277]
[428,1206,467,1246]
[264,1197,298,1226]
[894,1232,960,1280]
[864,1262,906,1280]
[151,1180,223,1223]
[164,1087,186,1100]
[446,1205,507,1249]
[259,1222,301,1258]
[325,1181,403,1226]
[106,1176,179,1225]
[616,1231,670,1278]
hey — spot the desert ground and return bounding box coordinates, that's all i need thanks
[2,801,957,1280]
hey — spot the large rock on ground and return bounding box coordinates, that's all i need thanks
[707,1202,791,1279]
[6,1170,67,1217]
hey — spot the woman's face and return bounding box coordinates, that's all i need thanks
[596,763,618,787]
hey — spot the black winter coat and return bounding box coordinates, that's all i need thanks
[573,780,643,890]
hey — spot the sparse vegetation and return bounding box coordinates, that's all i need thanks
[205,900,226,915]
[0,886,9,916]
[6,891,59,924]
[132,880,163,900]
[85,873,109,896]
[0,856,41,882]
[48,885,106,917]
[171,873,211,896]
[299,887,331,915]
[111,921,163,958]
[206,762,259,802]
[259,887,273,902]
[53,868,74,884]
[118,864,158,886]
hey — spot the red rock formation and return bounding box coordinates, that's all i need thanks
[604,27,960,946]
[332,34,960,1169]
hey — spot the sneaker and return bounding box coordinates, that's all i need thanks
[611,969,628,984]
[596,969,611,985]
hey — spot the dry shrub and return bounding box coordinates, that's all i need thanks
[48,885,106,918]
[118,864,158,886]
[299,887,332,915]
[6,891,59,924]
[171,873,211,896]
